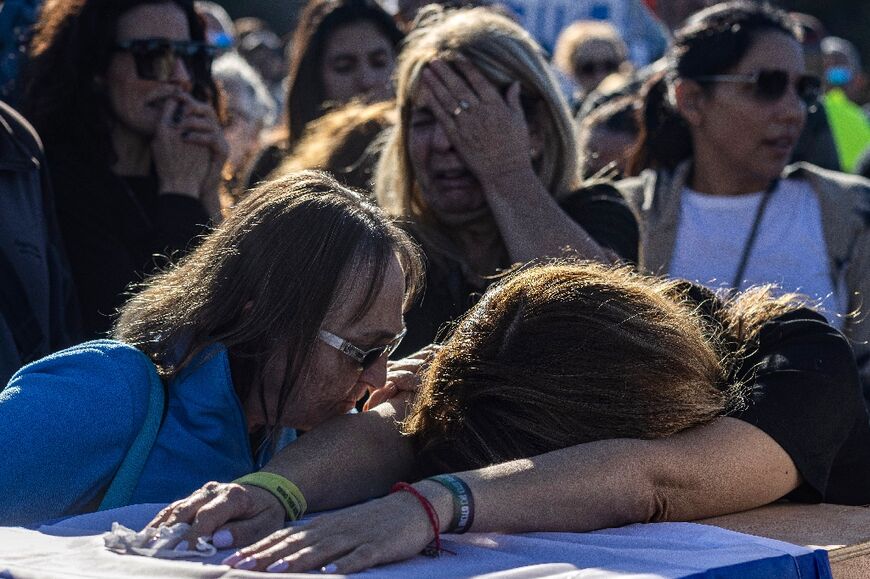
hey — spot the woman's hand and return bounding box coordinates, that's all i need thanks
[420,58,536,187]
[146,481,285,550]
[152,93,228,220]
[221,491,437,574]
[364,344,440,411]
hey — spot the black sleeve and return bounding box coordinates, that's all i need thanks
[730,309,868,503]
[52,173,208,338]
[558,183,639,263]
[154,193,210,255]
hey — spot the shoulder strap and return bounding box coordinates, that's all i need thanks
[98,351,166,511]
[731,179,778,290]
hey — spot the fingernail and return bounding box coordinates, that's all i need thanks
[221,552,243,566]
[234,557,257,570]
[266,559,290,573]
[212,529,233,548]
[321,563,338,574]
[173,540,189,552]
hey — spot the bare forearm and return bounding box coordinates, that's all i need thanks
[414,418,800,534]
[483,171,616,265]
[263,398,416,511]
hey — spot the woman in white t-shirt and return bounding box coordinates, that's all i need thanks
[617,1,870,386]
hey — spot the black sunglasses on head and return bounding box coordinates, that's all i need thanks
[692,69,821,106]
[113,38,219,83]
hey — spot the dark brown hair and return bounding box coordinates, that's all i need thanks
[404,261,804,474]
[627,1,801,174]
[23,0,219,168]
[114,170,422,431]
[284,0,403,147]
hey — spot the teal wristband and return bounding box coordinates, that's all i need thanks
[427,474,475,533]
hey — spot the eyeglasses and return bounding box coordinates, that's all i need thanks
[692,69,821,106]
[575,60,620,77]
[113,38,219,83]
[318,328,407,369]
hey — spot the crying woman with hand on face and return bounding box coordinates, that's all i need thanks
[23,0,228,338]
[373,6,640,360]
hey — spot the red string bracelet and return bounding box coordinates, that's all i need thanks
[390,482,448,557]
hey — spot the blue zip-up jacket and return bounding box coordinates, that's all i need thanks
[0,340,286,526]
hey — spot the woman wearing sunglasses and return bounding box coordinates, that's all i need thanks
[0,170,422,527]
[621,1,870,387]
[22,0,229,338]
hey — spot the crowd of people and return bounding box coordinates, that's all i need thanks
[1,0,870,575]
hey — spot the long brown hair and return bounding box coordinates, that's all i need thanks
[23,0,219,168]
[114,171,422,430]
[404,261,805,474]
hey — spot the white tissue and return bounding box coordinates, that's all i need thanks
[103,522,217,559]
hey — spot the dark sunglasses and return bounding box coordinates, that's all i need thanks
[318,328,407,370]
[113,38,219,83]
[693,69,821,106]
[575,60,620,76]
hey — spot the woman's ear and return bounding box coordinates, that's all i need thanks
[673,78,706,127]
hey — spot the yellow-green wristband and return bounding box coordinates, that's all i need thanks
[233,472,307,521]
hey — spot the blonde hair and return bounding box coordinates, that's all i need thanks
[270,99,397,192]
[374,6,580,223]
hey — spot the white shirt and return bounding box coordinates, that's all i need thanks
[668,178,845,327]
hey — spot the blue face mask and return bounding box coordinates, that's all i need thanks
[207,31,234,50]
[826,66,852,86]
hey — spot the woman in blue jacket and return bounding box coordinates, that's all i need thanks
[0,170,422,526]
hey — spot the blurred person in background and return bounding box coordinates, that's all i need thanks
[621,1,870,389]
[576,95,639,179]
[238,27,286,109]
[787,12,840,172]
[552,20,633,104]
[212,51,277,201]
[22,0,227,337]
[246,0,403,186]
[0,99,79,384]
[821,36,870,173]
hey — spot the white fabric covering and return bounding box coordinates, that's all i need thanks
[0,503,828,578]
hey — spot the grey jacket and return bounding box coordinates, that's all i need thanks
[617,161,870,384]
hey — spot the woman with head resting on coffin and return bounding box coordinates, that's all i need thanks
[155,259,870,573]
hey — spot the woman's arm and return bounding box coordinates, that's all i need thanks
[222,417,800,573]
[152,394,416,547]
